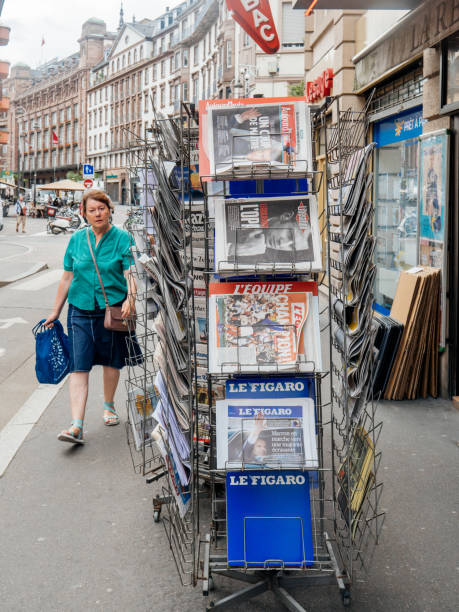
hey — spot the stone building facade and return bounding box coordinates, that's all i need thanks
[5,18,115,187]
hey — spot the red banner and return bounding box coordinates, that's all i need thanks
[226,0,279,54]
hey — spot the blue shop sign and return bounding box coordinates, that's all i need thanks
[374,107,425,148]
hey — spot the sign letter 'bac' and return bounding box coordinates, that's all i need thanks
[226,0,280,54]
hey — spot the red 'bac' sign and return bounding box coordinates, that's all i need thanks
[226,0,280,54]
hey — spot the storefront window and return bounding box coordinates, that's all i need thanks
[373,107,424,311]
[441,33,459,111]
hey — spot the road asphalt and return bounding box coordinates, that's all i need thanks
[0,209,458,611]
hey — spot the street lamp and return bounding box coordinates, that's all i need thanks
[31,121,39,204]
[15,105,25,199]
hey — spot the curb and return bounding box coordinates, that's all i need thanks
[0,262,48,288]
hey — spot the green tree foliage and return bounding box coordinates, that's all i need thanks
[288,81,305,97]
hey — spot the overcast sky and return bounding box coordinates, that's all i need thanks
[3,0,174,67]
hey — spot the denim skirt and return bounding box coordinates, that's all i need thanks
[67,302,143,373]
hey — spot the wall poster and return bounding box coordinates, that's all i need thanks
[418,130,450,348]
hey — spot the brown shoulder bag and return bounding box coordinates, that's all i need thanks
[86,228,136,332]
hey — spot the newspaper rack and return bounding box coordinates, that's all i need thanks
[122,97,384,609]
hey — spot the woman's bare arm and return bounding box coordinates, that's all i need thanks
[43,270,73,326]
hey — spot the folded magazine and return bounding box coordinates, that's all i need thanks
[208,281,322,374]
[216,398,318,470]
[199,96,312,178]
[214,195,322,274]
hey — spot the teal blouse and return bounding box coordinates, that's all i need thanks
[64,225,134,310]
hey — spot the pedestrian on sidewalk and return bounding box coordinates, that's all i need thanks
[44,189,142,445]
[15,194,27,233]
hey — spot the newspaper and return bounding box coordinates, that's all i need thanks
[214,195,322,274]
[216,398,318,469]
[199,97,312,178]
[208,281,322,374]
[127,385,158,452]
[152,426,191,519]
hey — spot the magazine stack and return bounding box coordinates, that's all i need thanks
[323,100,384,574]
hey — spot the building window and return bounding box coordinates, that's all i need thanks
[226,40,232,68]
[59,109,64,122]
[144,93,149,113]
[111,61,115,72]
[151,88,157,108]
[99,109,103,126]
[37,132,42,148]
[51,111,56,125]
[193,44,199,65]
[153,64,157,80]
[73,121,78,140]
[140,45,144,59]
[66,106,71,121]
[161,60,166,78]
[74,103,78,117]
[160,86,165,107]
[89,136,92,151]
[183,48,189,67]
[66,124,71,142]
[117,58,120,71]
[134,49,137,63]
[105,107,108,125]
[105,132,108,147]
[122,55,126,68]
[99,134,102,149]
[44,114,49,127]
[282,2,305,47]
[170,55,175,72]
[193,76,199,102]
[128,51,131,65]
[175,51,180,69]
[144,67,149,85]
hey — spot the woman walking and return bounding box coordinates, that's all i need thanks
[44,189,142,444]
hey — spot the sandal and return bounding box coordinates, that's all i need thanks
[103,401,120,426]
[58,418,84,445]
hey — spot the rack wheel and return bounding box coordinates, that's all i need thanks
[208,576,215,592]
[341,589,351,607]
[153,509,161,523]
[206,603,215,610]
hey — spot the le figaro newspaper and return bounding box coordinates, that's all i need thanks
[216,397,318,470]
[208,280,322,374]
[199,96,313,177]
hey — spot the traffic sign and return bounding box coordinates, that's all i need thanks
[83,164,94,178]
[83,178,94,189]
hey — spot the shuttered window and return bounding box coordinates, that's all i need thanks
[282,2,304,46]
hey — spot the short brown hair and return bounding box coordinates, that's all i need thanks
[81,189,114,215]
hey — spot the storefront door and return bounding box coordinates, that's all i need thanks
[372,106,424,311]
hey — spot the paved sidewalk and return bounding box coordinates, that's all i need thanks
[0,366,458,611]
[0,368,205,612]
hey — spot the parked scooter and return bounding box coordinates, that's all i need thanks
[47,210,87,234]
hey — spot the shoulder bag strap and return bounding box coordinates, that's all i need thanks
[86,228,110,308]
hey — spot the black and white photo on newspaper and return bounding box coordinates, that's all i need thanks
[216,398,318,469]
[207,100,312,176]
[214,195,322,273]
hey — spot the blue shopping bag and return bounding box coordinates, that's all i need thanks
[32,319,70,384]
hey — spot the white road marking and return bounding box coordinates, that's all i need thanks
[0,378,67,477]
[0,241,33,261]
[13,269,63,291]
[30,231,49,237]
[0,317,28,329]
